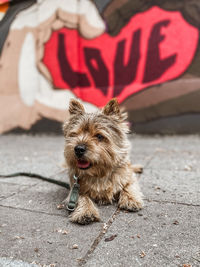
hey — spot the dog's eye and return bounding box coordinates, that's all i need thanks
[69,132,77,137]
[95,134,104,141]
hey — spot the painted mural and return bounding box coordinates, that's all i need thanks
[0,0,200,133]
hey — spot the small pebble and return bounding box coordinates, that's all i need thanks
[13,236,25,240]
[155,186,161,190]
[72,244,78,249]
[184,165,192,171]
[140,251,146,258]
[57,204,65,210]
[55,229,69,235]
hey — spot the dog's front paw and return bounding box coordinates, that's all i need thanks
[69,211,100,225]
[118,194,143,212]
[69,195,100,225]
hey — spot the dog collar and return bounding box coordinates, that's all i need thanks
[67,175,80,212]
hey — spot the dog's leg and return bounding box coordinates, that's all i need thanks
[69,195,100,224]
[118,177,143,211]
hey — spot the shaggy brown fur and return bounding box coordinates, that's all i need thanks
[63,98,143,224]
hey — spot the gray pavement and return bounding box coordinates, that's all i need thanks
[0,134,200,267]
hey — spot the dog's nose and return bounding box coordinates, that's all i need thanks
[74,145,86,158]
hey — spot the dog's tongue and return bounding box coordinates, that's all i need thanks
[77,159,90,169]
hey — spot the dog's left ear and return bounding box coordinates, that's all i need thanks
[102,98,120,116]
[69,99,85,116]
[102,98,127,121]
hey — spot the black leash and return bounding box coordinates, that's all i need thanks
[0,172,70,189]
[0,172,80,212]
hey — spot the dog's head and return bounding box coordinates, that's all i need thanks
[63,99,130,178]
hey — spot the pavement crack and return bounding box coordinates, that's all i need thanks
[143,151,158,169]
[0,193,16,202]
[0,180,37,186]
[145,198,200,207]
[0,183,37,203]
[0,204,67,217]
[192,256,200,263]
[78,208,120,266]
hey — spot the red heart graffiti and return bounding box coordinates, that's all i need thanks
[43,6,198,107]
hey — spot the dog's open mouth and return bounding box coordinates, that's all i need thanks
[77,159,91,170]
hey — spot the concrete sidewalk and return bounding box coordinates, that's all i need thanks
[0,134,199,267]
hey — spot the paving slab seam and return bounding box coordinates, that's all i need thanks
[145,198,200,207]
[77,208,120,266]
[144,166,200,173]
[0,204,68,218]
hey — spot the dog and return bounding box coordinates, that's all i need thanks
[63,98,143,224]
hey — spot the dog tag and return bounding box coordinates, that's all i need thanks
[67,175,80,212]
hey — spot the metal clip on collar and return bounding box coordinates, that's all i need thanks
[67,175,80,212]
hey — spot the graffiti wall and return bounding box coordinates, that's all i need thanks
[0,0,200,134]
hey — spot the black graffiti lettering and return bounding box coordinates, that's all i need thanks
[113,29,141,97]
[143,20,177,83]
[57,20,177,94]
[58,33,90,87]
[84,47,109,96]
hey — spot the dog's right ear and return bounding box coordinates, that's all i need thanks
[69,99,85,116]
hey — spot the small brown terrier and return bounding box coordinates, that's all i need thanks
[63,98,143,224]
